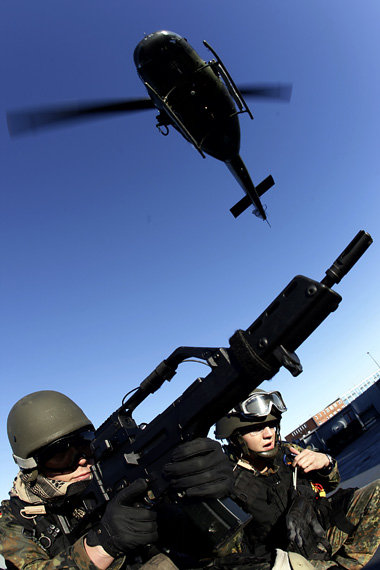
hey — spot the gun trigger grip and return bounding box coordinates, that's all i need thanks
[272,345,302,377]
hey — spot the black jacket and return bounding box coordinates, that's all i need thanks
[230,443,340,561]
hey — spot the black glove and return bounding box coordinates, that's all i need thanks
[163,437,233,499]
[86,478,158,558]
[286,490,332,560]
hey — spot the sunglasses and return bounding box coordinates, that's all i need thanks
[36,429,95,474]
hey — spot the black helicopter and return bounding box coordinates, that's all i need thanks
[7,30,291,221]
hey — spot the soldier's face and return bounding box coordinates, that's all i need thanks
[37,429,95,481]
[42,455,94,482]
[241,422,276,454]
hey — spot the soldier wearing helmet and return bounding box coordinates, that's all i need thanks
[7,390,95,480]
[215,388,380,570]
[0,390,233,570]
[215,388,286,464]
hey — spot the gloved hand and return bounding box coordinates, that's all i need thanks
[286,491,332,560]
[86,478,158,558]
[163,437,233,499]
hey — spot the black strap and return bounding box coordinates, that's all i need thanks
[329,487,358,534]
[9,497,72,556]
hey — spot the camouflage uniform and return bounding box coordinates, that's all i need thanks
[0,498,120,569]
[312,479,380,570]
[0,498,177,570]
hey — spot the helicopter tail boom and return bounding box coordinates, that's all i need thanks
[226,153,274,219]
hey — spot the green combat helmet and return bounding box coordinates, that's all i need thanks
[215,388,287,460]
[7,390,93,470]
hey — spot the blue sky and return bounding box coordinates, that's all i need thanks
[1,1,380,499]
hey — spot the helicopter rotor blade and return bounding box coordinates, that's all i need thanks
[7,98,155,136]
[238,84,292,102]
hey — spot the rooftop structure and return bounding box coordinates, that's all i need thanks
[340,369,380,404]
[285,368,380,441]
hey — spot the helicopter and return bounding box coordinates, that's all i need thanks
[7,30,292,221]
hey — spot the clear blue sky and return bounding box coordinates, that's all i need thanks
[1,1,380,499]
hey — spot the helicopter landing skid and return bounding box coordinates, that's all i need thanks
[203,40,253,121]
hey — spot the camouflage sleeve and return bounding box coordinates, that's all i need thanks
[283,442,340,492]
[0,501,125,570]
[313,456,340,491]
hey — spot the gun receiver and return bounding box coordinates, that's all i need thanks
[75,230,372,551]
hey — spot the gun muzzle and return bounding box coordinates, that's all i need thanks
[322,230,373,288]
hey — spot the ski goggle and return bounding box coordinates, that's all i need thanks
[36,429,95,474]
[236,391,287,418]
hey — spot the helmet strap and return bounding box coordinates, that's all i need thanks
[235,434,251,458]
[225,436,245,461]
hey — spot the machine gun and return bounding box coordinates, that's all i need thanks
[66,230,372,552]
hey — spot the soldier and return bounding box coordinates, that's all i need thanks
[0,390,233,570]
[215,388,380,570]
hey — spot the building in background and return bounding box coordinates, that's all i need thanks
[286,379,380,453]
[285,418,317,442]
[312,398,346,426]
[340,369,380,404]
[285,369,380,443]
